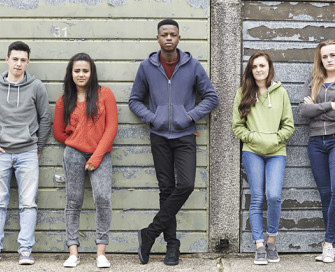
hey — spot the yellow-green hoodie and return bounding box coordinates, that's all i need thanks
[232,81,294,156]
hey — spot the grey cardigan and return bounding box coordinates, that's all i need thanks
[299,77,335,136]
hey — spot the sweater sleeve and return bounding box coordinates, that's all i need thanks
[53,97,68,144]
[128,63,155,124]
[36,81,52,153]
[232,89,251,143]
[186,62,219,122]
[277,89,295,142]
[87,88,118,168]
[299,78,333,118]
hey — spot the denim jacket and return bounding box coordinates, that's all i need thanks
[129,49,219,139]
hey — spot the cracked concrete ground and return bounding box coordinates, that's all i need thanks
[0,253,334,272]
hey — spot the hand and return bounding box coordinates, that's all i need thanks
[331,102,335,110]
[304,96,314,104]
[188,114,193,121]
[85,163,96,171]
[38,154,41,160]
[0,147,5,153]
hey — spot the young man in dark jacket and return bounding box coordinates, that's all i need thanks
[129,19,219,265]
[0,41,51,265]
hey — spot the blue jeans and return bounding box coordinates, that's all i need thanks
[0,149,39,253]
[308,135,335,245]
[242,151,286,243]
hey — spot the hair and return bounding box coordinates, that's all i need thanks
[157,19,179,33]
[7,41,31,59]
[310,39,335,101]
[63,52,99,125]
[238,51,274,119]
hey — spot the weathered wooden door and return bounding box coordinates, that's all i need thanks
[0,0,212,252]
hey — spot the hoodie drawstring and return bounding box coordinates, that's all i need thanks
[7,83,10,104]
[17,86,20,107]
[6,83,20,107]
[267,91,272,108]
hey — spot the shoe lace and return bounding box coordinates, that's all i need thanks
[324,246,334,257]
[21,251,30,257]
[257,252,266,259]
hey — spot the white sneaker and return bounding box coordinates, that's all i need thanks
[97,255,110,268]
[63,255,80,268]
[315,254,323,261]
[322,244,334,263]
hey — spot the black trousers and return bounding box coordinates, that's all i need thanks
[147,133,196,248]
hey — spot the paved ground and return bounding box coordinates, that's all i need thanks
[0,253,334,272]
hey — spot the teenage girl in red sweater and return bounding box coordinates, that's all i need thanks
[53,53,118,268]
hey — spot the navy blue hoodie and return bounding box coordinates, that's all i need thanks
[129,49,219,139]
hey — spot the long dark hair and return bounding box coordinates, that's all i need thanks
[63,52,99,125]
[310,39,335,101]
[238,51,274,119]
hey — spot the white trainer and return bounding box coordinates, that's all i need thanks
[315,254,323,261]
[63,255,80,268]
[322,244,334,263]
[97,255,111,268]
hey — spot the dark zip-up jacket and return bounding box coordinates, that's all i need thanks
[129,49,219,139]
[299,77,335,136]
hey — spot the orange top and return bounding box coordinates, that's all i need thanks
[53,86,118,168]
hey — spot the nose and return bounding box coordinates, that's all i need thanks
[17,60,22,66]
[256,66,261,71]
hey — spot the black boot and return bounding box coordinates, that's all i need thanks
[164,246,180,265]
[138,228,155,264]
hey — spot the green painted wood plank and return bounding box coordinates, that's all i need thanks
[0,62,209,82]
[0,0,208,19]
[48,104,209,125]
[45,82,132,103]
[5,210,207,231]
[2,231,208,252]
[0,19,208,39]
[46,125,208,145]
[8,188,207,210]
[30,166,208,188]
[39,145,208,167]
[0,41,208,61]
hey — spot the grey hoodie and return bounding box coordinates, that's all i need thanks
[0,71,51,153]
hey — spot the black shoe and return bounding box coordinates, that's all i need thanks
[138,228,154,264]
[164,247,180,266]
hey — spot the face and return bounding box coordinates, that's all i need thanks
[72,60,91,90]
[320,44,335,73]
[157,25,180,53]
[251,56,269,83]
[6,50,29,80]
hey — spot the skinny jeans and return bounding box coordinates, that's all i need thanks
[242,151,286,243]
[63,146,112,247]
[147,133,196,249]
[308,135,335,246]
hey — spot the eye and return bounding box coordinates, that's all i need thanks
[322,55,328,59]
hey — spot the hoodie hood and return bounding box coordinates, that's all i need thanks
[148,48,192,68]
[0,71,36,107]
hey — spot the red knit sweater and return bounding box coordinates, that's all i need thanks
[53,86,118,168]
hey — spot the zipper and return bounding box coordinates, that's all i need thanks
[324,86,328,135]
[156,59,186,137]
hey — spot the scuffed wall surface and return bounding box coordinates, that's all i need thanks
[240,1,335,253]
[0,0,211,253]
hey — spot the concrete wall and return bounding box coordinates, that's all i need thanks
[0,0,212,253]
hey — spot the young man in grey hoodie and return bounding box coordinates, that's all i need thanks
[0,41,51,265]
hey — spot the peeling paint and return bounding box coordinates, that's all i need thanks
[293,14,314,21]
[185,0,209,17]
[311,3,329,8]
[0,0,102,9]
[260,1,280,6]
[107,0,126,6]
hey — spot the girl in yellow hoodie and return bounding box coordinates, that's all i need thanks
[233,52,294,265]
